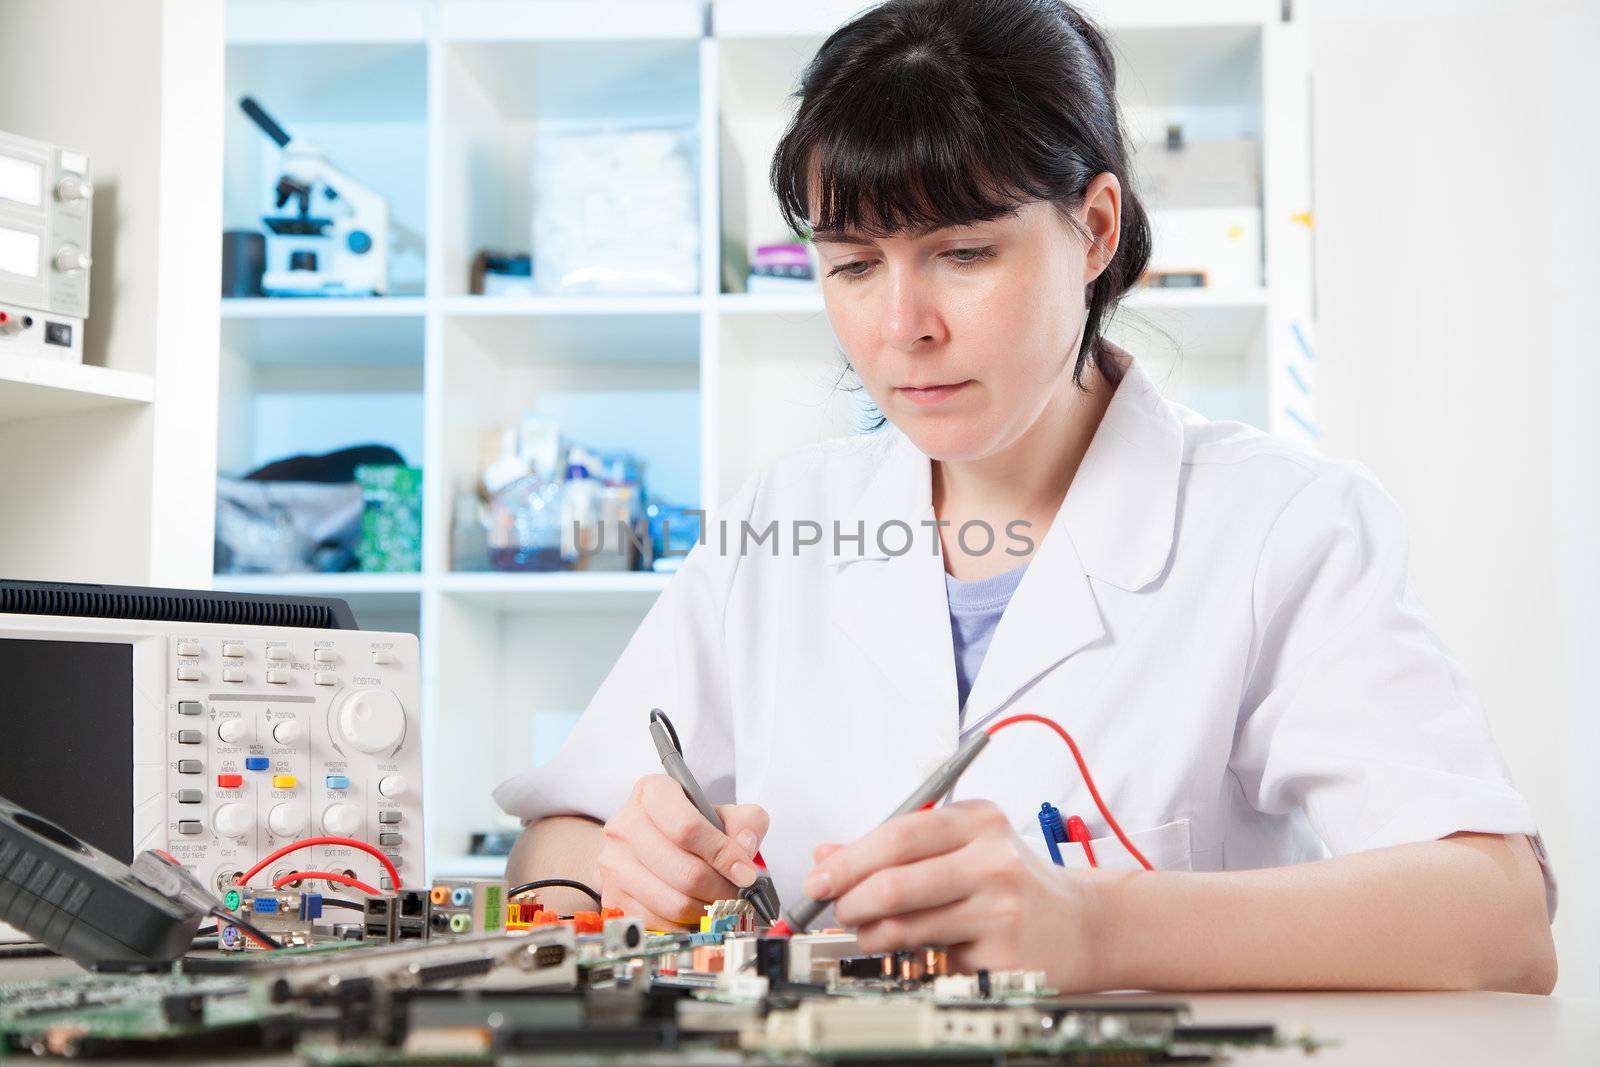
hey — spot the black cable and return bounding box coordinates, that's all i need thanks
[509,879,603,909]
[319,897,364,912]
[210,908,284,950]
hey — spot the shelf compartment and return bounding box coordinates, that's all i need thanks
[439,311,701,578]
[219,313,425,478]
[225,42,429,296]
[440,37,703,298]
[0,356,154,424]
[426,590,658,866]
[716,35,819,293]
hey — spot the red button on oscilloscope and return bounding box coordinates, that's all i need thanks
[216,773,243,789]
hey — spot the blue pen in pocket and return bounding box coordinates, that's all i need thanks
[1038,801,1068,866]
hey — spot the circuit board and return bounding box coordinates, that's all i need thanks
[0,883,1323,1062]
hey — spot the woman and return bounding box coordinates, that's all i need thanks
[495,0,1556,992]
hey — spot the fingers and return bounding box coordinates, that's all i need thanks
[829,843,981,929]
[854,894,994,956]
[597,845,707,929]
[715,803,770,858]
[606,801,737,904]
[812,843,842,864]
[639,776,764,886]
[804,800,1010,903]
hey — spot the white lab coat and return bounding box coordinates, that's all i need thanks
[494,357,1554,920]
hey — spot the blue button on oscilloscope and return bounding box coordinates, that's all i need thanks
[245,756,270,771]
[325,775,351,790]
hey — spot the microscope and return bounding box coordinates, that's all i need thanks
[241,96,389,297]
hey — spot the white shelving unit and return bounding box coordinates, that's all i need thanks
[0,356,155,424]
[215,0,1314,879]
[0,0,223,588]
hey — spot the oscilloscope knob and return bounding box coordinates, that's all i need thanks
[321,803,362,837]
[213,803,251,840]
[330,688,406,755]
[268,803,307,838]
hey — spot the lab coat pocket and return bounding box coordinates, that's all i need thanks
[1053,817,1193,872]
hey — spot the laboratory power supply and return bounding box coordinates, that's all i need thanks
[0,579,422,897]
[0,129,92,363]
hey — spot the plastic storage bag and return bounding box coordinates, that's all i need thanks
[530,124,700,294]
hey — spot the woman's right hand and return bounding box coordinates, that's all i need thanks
[598,773,770,930]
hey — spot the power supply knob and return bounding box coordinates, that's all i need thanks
[54,175,91,202]
[52,244,90,273]
[216,718,246,745]
[321,803,362,837]
[268,804,307,838]
[271,719,302,746]
[213,803,251,840]
[331,688,406,754]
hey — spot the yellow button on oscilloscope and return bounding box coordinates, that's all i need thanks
[271,774,298,789]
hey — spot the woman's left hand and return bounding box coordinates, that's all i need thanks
[802,799,1112,991]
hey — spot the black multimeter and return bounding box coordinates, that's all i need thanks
[0,794,205,969]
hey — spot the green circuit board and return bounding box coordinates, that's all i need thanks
[0,905,1323,1063]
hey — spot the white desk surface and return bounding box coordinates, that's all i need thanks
[1179,989,1600,1065]
[2,954,1596,1064]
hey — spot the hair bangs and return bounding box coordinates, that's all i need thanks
[773,64,1044,242]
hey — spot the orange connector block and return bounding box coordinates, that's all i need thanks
[508,903,629,935]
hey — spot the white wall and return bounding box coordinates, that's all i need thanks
[1309,0,1600,995]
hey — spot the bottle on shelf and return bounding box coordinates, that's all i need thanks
[560,459,599,569]
[486,419,565,572]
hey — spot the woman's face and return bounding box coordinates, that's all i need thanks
[813,178,1120,462]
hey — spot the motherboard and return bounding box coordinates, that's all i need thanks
[0,878,1320,1063]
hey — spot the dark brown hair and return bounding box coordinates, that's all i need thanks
[770,0,1151,389]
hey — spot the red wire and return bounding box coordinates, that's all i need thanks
[237,836,401,890]
[153,849,180,866]
[271,869,381,896]
[985,714,1153,871]
[235,925,278,950]
[1066,814,1099,868]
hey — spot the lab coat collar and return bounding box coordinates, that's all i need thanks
[825,356,1184,591]
[1057,354,1185,592]
[822,356,1184,741]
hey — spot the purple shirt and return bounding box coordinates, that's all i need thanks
[944,562,1029,711]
